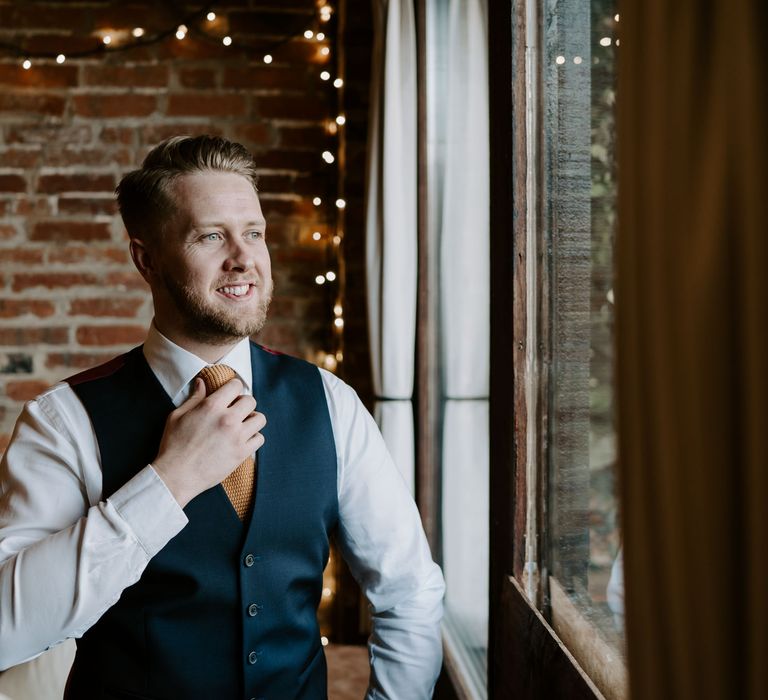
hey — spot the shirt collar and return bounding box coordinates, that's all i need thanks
[143,322,253,406]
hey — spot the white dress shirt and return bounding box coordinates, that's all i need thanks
[0,325,445,698]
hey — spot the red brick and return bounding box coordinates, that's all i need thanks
[141,123,224,144]
[58,196,119,216]
[83,65,169,88]
[0,64,78,89]
[0,327,69,345]
[0,299,55,318]
[13,197,52,217]
[0,224,18,240]
[0,148,43,168]
[178,68,217,89]
[76,325,147,346]
[278,125,329,149]
[167,93,247,117]
[45,147,133,167]
[12,272,100,292]
[45,352,117,370]
[227,11,306,35]
[73,94,158,118]
[0,93,66,116]
[0,6,87,31]
[5,124,92,146]
[0,174,26,193]
[22,34,101,56]
[48,245,128,265]
[69,298,143,317]
[101,127,135,145]
[37,173,115,194]
[223,67,309,91]
[156,36,233,61]
[233,123,273,147]
[255,95,327,120]
[256,149,318,172]
[0,249,46,265]
[105,271,148,291]
[5,380,51,401]
[30,221,112,242]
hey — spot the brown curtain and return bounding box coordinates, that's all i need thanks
[616,0,767,698]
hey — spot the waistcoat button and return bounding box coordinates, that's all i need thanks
[248,650,258,664]
[244,553,255,567]
[248,603,259,617]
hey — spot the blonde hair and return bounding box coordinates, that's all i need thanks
[116,135,259,241]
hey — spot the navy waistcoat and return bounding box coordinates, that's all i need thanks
[65,343,339,700]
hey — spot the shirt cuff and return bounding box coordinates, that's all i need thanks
[108,465,189,558]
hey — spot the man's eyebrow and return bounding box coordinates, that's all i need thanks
[191,220,267,229]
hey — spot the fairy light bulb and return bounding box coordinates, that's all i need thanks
[320,71,331,81]
[326,271,337,282]
[264,54,273,64]
[304,30,314,39]
[334,318,344,328]
[333,235,341,245]
[312,231,322,241]
[335,198,346,209]
[322,151,335,164]
[207,11,217,21]
[56,54,66,64]
[316,32,325,41]
[599,37,611,46]
[132,27,145,38]
[333,304,343,316]
[222,36,232,46]
[555,55,565,65]
[315,275,326,285]
[320,47,330,56]
[333,78,343,88]
[102,35,112,45]
[312,196,322,206]
[335,114,346,125]
[22,59,31,70]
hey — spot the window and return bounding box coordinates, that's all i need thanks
[541,0,626,694]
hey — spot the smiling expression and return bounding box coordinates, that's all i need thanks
[138,171,273,353]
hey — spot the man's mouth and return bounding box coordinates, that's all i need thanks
[216,283,255,299]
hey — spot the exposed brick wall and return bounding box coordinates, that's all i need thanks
[0,0,372,451]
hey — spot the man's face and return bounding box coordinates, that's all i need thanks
[146,171,273,348]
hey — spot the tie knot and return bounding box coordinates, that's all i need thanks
[197,364,237,395]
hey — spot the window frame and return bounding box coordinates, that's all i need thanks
[411,0,624,696]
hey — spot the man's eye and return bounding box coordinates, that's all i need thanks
[247,231,264,239]
[204,232,222,241]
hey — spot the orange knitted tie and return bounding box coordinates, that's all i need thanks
[197,364,255,521]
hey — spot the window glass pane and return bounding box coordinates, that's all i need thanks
[542,0,624,655]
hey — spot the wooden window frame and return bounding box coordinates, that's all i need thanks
[412,0,621,696]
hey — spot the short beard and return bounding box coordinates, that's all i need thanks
[161,272,273,345]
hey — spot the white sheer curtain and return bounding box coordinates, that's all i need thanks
[437,0,490,671]
[365,0,418,492]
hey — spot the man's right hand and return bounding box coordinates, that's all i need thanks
[151,377,266,508]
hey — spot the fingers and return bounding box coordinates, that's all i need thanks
[173,378,207,417]
[206,377,245,407]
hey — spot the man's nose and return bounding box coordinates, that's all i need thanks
[223,239,254,271]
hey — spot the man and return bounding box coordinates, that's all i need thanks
[0,135,444,698]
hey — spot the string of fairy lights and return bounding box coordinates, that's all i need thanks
[0,1,346,378]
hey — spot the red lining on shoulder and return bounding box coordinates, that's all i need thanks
[65,353,129,387]
[256,343,284,356]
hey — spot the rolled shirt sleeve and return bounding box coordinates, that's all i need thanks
[321,370,445,699]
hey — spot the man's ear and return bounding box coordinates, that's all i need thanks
[129,237,155,283]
